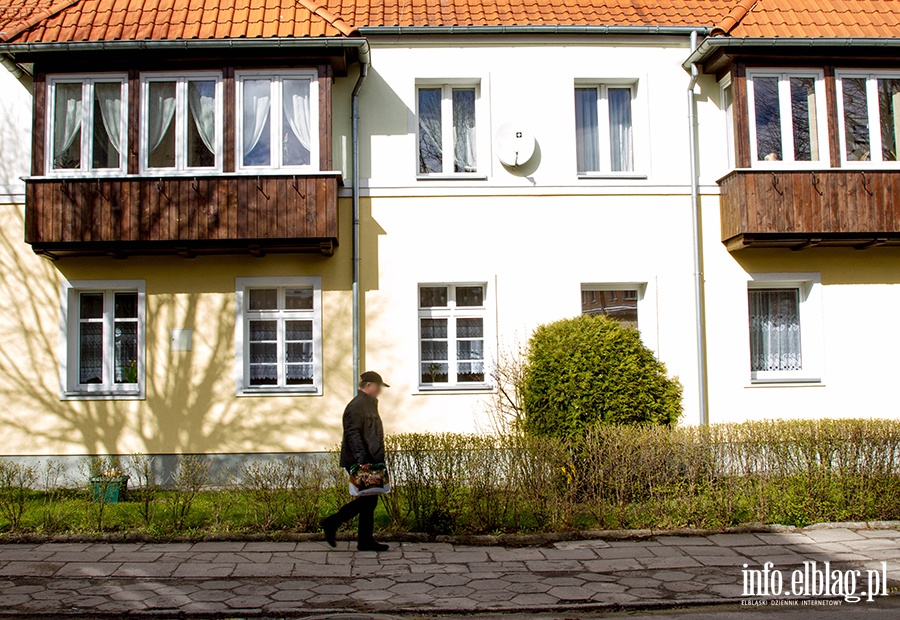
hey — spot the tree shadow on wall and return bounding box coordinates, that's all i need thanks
[0,231,348,457]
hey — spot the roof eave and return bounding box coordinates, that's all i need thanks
[0,36,370,60]
[683,36,900,70]
[358,25,713,36]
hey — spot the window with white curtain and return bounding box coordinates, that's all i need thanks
[141,73,222,172]
[235,277,322,395]
[47,75,128,174]
[418,283,490,389]
[837,71,900,165]
[61,280,145,399]
[746,275,823,384]
[575,84,635,174]
[236,71,318,171]
[417,83,479,175]
[746,70,828,166]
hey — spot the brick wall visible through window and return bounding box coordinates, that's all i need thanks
[581,285,638,328]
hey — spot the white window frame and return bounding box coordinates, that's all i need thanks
[747,273,824,385]
[140,71,224,174]
[720,74,736,170]
[836,70,900,168]
[60,280,146,400]
[46,74,129,176]
[235,70,320,173]
[415,80,485,179]
[580,282,657,353]
[573,81,640,177]
[417,282,493,392]
[746,69,829,169]
[234,276,323,396]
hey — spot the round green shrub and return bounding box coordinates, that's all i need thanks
[521,314,682,438]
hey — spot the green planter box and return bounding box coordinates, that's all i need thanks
[90,476,129,503]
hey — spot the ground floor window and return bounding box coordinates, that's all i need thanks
[581,284,639,328]
[235,277,322,395]
[61,280,145,399]
[747,274,822,384]
[418,283,490,389]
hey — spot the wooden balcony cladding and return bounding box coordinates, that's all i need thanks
[25,174,340,259]
[719,169,900,251]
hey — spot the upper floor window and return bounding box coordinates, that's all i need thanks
[141,73,223,172]
[237,71,318,171]
[48,75,127,174]
[417,83,480,176]
[747,70,828,166]
[837,71,900,165]
[575,84,635,174]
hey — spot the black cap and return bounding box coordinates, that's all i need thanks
[360,371,390,387]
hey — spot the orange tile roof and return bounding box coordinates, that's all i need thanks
[0,0,359,43]
[6,0,899,46]
[330,0,730,29]
[716,0,900,38]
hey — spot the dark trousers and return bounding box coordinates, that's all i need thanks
[327,495,378,543]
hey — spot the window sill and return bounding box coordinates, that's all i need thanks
[415,384,494,395]
[62,391,144,401]
[416,174,488,181]
[748,377,823,387]
[26,171,343,181]
[237,387,322,397]
[577,173,648,180]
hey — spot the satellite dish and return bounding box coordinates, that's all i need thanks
[495,122,535,167]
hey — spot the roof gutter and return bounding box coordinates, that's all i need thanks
[683,36,900,70]
[0,36,371,58]
[0,52,32,90]
[359,25,713,36]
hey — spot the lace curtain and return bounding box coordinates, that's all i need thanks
[283,79,311,163]
[53,83,83,167]
[188,81,216,155]
[242,80,271,165]
[749,289,802,372]
[147,82,176,157]
[608,87,634,172]
[575,88,599,173]
[94,82,123,159]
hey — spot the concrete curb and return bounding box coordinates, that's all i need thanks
[1,520,898,546]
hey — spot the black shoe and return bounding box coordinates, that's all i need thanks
[321,517,337,548]
[357,541,389,552]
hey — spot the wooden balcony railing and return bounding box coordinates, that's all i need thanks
[25,173,341,258]
[718,169,900,251]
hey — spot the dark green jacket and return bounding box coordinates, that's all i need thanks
[339,390,385,468]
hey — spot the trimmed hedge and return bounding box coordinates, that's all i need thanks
[521,314,682,438]
[0,419,899,536]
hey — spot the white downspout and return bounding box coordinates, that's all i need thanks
[351,44,370,392]
[688,29,709,425]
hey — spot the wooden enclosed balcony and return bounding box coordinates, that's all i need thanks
[719,169,900,251]
[24,173,340,259]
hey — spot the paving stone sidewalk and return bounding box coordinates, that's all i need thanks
[0,527,898,616]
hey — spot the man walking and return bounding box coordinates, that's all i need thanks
[321,371,390,552]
